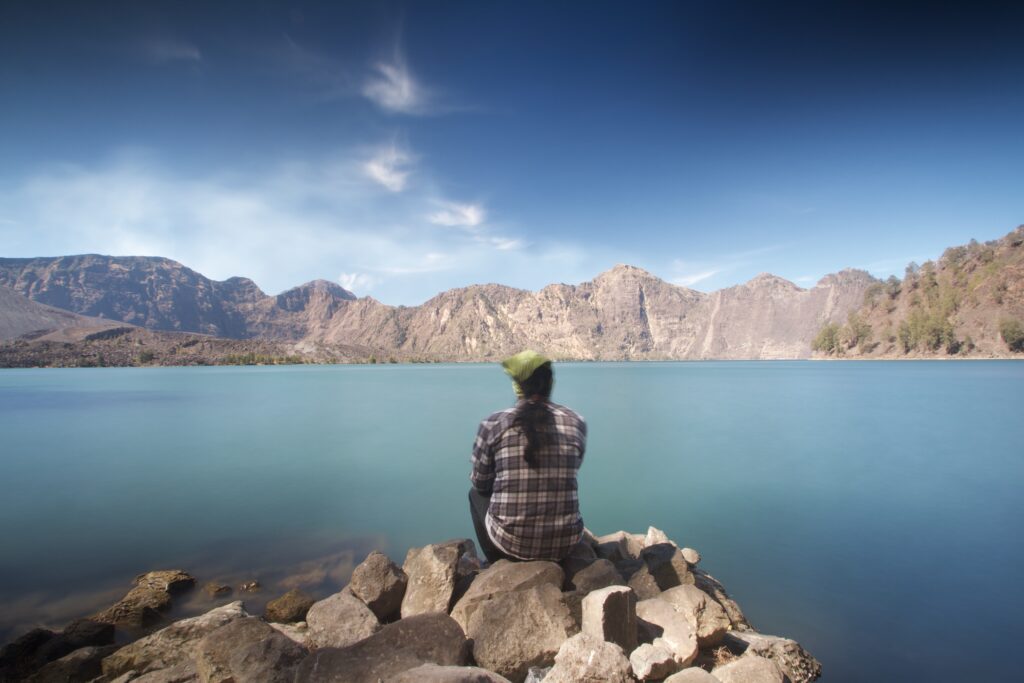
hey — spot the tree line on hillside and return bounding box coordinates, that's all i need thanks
[813,234,1024,356]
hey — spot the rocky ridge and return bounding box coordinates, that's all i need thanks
[0,527,820,683]
[0,254,876,360]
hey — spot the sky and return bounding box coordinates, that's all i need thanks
[1,0,1022,304]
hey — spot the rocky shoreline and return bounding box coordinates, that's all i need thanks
[0,528,821,683]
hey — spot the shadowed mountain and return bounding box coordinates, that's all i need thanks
[0,284,127,341]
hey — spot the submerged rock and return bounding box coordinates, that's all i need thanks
[0,619,115,680]
[92,570,195,630]
[264,588,315,624]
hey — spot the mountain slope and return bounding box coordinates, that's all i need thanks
[0,285,126,341]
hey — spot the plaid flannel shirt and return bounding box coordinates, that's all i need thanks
[470,400,587,561]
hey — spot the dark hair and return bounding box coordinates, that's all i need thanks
[514,364,554,468]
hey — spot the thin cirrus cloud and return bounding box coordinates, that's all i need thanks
[363,144,413,192]
[142,38,203,64]
[429,201,486,229]
[361,54,428,114]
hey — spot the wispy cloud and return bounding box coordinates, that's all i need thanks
[142,38,202,64]
[363,143,412,192]
[362,51,428,114]
[429,201,485,229]
[671,269,720,287]
[669,244,784,290]
[338,272,375,293]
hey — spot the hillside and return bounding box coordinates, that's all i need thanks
[812,226,1024,358]
[0,257,876,361]
[0,284,126,342]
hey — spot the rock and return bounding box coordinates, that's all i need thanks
[202,582,232,599]
[693,569,752,631]
[560,590,585,635]
[239,580,261,593]
[264,588,315,623]
[558,541,598,581]
[295,613,471,683]
[543,632,632,683]
[269,621,309,647]
[614,558,644,582]
[194,616,306,683]
[723,631,822,683]
[524,667,551,683]
[643,526,675,548]
[635,598,698,667]
[392,663,513,682]
[713,654,787,683]
[92,570,196,629]
[25,644,119,683]
[101,601,247,679]
[594,531,643,563]
[581,585,637,652]
[0,619,115,680]
[682,547,701,565]
[665,668,721,682]
[465,583,573,683]
[120,661,198,682]
[630,642,680,680]
[401,539,475,618]
[450,559,564,631]
[660,584,731,647]
[305,590,380,649]
[628,543,695,599]
[567,558,624,594]
[349,550,408,621]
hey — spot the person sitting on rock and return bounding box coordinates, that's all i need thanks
[469,350,587,564]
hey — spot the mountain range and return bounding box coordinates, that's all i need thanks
[1,226,1021,363]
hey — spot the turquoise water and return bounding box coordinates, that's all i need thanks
[1,362,1022,681]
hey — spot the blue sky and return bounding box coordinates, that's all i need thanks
[1,0,1022,304]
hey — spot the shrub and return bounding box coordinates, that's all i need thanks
[1001,319,1024,352]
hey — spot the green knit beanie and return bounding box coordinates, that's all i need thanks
[501,350,552,398]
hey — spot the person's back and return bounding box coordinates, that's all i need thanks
[469,351,586,563]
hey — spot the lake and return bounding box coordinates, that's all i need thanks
[1,361,1021,681]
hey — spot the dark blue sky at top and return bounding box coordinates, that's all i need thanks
[1,0,1022,302]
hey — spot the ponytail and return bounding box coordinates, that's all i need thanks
[513,364,554,467]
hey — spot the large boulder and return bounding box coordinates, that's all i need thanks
[465,583,574,683]
[581,585,637,652]
[264,588,316,623]
[392,663,512,682]
[693,569,751,632]
[713,654,787,683]
[269,621,310,648]
[295,613,471,683]
[305,590,380,649]
[402,539,476,618]
[723,631,822,683]
[101,601,246,679]
[349,550,408,621]
[194,617,306,683]
[659,584,731,647]
[93,570,195,630]
[1,619,115,680]
[594,531,644,563]
[110,661,198,682]
[635,598,698,667]
[25,644,119,683]
[567,558,624,594]
[630,642,680,680]
[664,668,721,682]
[543,632,632,683]
[628,543,695,599]
[450,560,564,631]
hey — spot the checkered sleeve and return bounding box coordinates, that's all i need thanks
[470,418,496,494]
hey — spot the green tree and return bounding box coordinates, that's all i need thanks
[812,322,842,355]
[1000,319,1024,352]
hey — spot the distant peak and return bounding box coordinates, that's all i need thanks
[595,264,658,280]
[282,279,356,300]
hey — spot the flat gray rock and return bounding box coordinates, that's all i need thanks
[194,616,306,683]
[466,583,573,683]
[295,613,471,683]
[305,591,380,649]
[450,559,564,631]
[543,632,632,683]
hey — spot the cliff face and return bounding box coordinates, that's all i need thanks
[0,256,877,359]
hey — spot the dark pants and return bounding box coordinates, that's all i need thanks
[468,488,518,565]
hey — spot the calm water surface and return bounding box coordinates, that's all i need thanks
[1,362,1022,681]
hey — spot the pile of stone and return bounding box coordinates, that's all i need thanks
[0,527,821,682]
